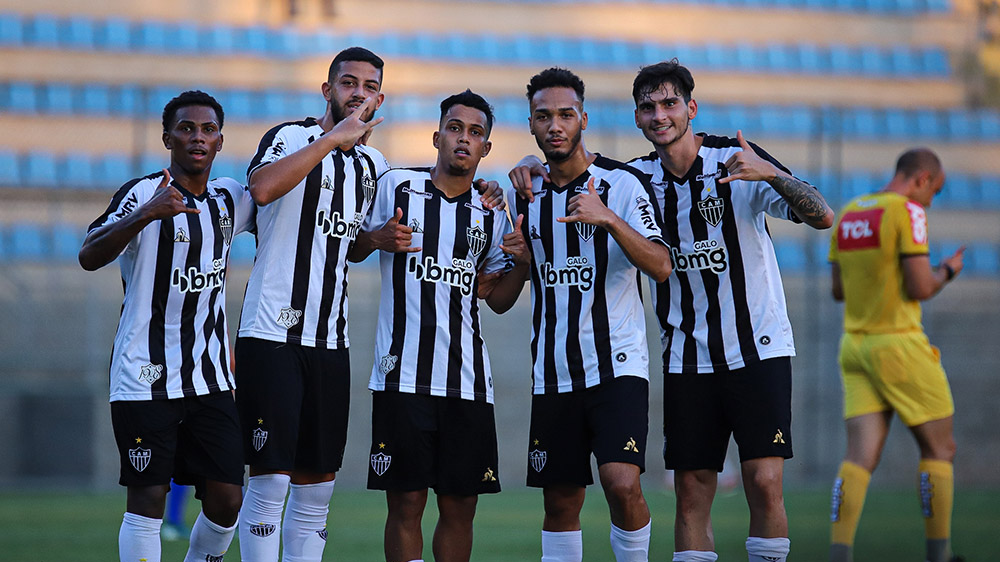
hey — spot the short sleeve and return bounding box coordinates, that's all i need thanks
[362,170,397,232]
[898,200,929,255]
[247,124,294,181]
[88,176,155,232]
[217,177,256,236]
[481,210,514,275]
[619,178,665,245]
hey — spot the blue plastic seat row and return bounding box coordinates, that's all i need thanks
[772,238,997,275]
[1,12,952,77]
[463,0,950,13]
[815,171,1000,209]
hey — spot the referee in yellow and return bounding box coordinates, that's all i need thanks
[827,148,965,562]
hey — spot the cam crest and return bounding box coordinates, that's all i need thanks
[129,446,151,472]
[528,449,547,473]
[697,196,725,227]
[250,523,276,537]
[276,307,303,329]
[218,213,233,246]
[379,354,398,375]
[139,363,163,385]
[575,222,596,242]
[252,427,268,452]
[467,225,487,257]
[362,174,376,203]
[371,452,392,476]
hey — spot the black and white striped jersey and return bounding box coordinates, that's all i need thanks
[238,118,389,349]
[626,134,799,374]
[514,155,665,395]
[89,172,255,402]
[364,168,512,404]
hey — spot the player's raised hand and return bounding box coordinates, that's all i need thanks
[718,130,779,184]
[475,179,506,210]
[508,155,549,202]
[144,169,200,219]
[942,245,966,279]
[500,215,530,266]
[331,97,384,150]
[374,207,421,254]
[558,178,613,228]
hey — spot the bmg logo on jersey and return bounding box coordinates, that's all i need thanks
[408,256,476,296]
[316,209,363,240]
[171,259,226,293]
[540,256,595,291]
[670,240,728,274]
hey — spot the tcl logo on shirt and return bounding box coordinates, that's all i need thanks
[905,201,927,245]
[838,208,884,250]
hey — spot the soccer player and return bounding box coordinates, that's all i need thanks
[79,90,254,562]
[828,148,964,562]
[513,67,672,562]
[234,46,388,562]
[350,90,530,562]
[510,60,834,562]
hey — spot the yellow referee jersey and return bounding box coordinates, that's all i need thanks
[829,191,930,334]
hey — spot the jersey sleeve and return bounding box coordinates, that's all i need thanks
[219,177,257,236]
[897,199,930,256]
[618,176,666,245]
[740,142,805,223]
[481,210,514,275]
[246,123,296,181]
[362,145,391,177]
[88,176,155,232]
[362,171,397,232]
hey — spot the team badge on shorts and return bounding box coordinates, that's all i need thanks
[138,364,163,385]
[252,427,268,451]
[371,452,392,476]
[129,446,151,472]
[529,449,547,472]
[697,196,725,227]
[467,225,487,257]
[276,307,302,329]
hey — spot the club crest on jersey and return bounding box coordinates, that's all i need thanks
[575,222,597,241]
[174,228,190,243]
[467,225,487,257]
[697,196,725,226]
[218,213,233,246]
[276,307,303,329]
[371,452,391,476]
[380,354,398,374]
[250,523,276,537]
[139,363,163,384]
[252,427,268,451]
[529,449,547,472]
[129,446,151,472]
[362,174,376,203]
[408,219,424,233]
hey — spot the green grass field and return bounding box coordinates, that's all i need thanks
[2,488,998,560]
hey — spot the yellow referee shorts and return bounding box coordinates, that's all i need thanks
[839,331,954,427]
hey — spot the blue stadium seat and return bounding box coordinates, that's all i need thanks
[773,240,806,272]
[95,154,133,186]
[60,153,96,190]
[39,83,75,114]
[97,18,132,51]
[165,21,199,54]
[765,43,802,73]
[944,109,974,140]
[25,13,58,47]
[828,44,854,75]
[80,83,111,115]
[0,12,23,46]
[222,90,254,121]
[236,25,270,55]
[967,242,1000,275]
[883,108,914,139]
[115,85,142,117]
[9,223,47,260]
[921,48,950,76]
[229,233,257,263]
[6,82,37,113]
[202,23,236,54]
[262,90,290,120]
[134,20,168,52]
[890,45,921,77]
[979,176,1000,207]
[797,43,831,74]
[61,16,95,49]
[977,110,1000,141]
[0,150,19,186]
[270,27,301,58]
[51,225,84,261]
[24,152,58,187]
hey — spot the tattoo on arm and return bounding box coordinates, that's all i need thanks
[768,175,830,226]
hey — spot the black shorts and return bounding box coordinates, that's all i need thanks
[526,375,648,488]
[367,391,501,496]
[235,337,351,473]
[663,356,793,471]
[111,391,244,494]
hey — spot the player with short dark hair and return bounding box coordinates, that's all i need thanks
[350,89,530,562]
[828,148,964,562]
[80,90,254,562]
[512,67,672,562]
[510,59,834,562]
[234,46,388,562]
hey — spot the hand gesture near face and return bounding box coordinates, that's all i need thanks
[331,97,385,151]
[557,178,613,229]
[145,169,200,220]
[717,130,779,185]
[500,215,530,267]
[375,207,422,254]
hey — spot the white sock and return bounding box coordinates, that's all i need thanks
[119,512,162,562]
[183,511,237,562]
[672,550,718,562]
[746,536,790,562]
[239,473,290,562]
[609,520,651,562]
[541,529,583,562]
[281,480,335,562]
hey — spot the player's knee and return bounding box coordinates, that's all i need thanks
[743,466,783,499]
[923,436,956,463]
[604,477,643,507]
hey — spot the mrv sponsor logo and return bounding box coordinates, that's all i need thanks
[316,209,363,240]
[408,256,476,296]
[540,256,595,291]
[172,259,226,293]
[670,240,728,274]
